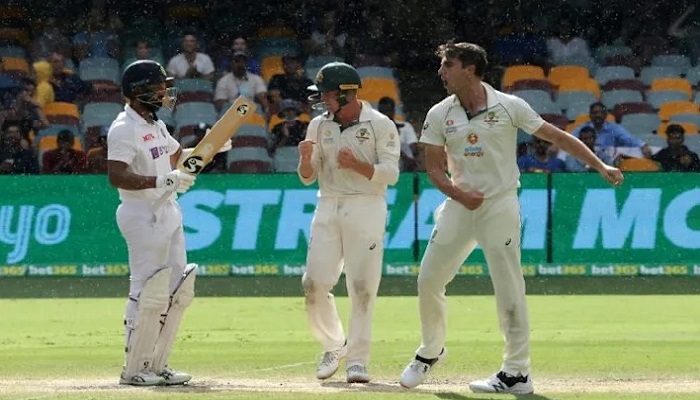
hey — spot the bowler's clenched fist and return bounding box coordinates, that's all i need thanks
[298,140,315,160]
[337,147,357,169]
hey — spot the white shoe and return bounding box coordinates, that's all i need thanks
[158,365,192,385]
[469,371,534,394]
[399,348,446,389]
[119,370,166,386]
[316,343,347,379]
[346,364,370,383]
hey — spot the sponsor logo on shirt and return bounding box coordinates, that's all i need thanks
[149,145,168,159]
[142,133,156,142]
[464,132,484,157]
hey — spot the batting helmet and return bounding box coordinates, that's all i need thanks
[121,60,177,112]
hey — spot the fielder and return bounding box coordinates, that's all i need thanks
[107,60,230,386]
[298,62,400,383]
[399,41,624,394]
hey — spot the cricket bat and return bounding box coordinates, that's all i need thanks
[152,96,257,211]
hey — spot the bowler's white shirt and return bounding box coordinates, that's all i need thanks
[299,101,400,197]
[420,82,545,198]
[107,105,180,202]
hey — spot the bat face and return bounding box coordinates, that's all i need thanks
[179,96,256,175]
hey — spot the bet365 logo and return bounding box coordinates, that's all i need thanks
[183,155,205,174]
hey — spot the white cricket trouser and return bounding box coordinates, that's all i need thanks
[416,189,531,376]
[302,195,387,366]
[116,199,187,328]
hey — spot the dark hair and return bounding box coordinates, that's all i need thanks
[580,126,596,135]
[435,40,488,77]
[666,123,685,135]
[589,102,607,112]
[378,96,395,108]
[57,129,74,142]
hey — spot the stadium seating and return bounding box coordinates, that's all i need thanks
[618,157,660,172]
[646,90,690,109]
[548,65,589,87]
[621,113,660,136]
[501,65,545,89]
[658,101,699,121]
[227,147,273,173]
[650,78,693,98]
[273,146,300,172]
[601,89,643,110]
[594,66,636,85]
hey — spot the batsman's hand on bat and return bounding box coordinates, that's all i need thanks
[156,170,197,194]
[598,165,624,188]
[298,139,315,160]
[337,147,358,169]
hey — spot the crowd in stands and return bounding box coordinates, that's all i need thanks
[0,0,698,176]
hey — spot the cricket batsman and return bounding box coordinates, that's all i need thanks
[297,62,400,383]
[107,60,230,386]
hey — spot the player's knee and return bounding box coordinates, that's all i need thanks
[171,263,197,309]
[417,270,443,294]
[349,279,375,313]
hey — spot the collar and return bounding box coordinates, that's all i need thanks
[231,72,249,81]
[451,81,500,110]
[125,104,154,126]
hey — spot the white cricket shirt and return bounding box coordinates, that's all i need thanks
[299,101,400,197]
[107,105,180,202]
[420,82,545,198]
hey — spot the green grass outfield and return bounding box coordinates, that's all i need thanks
[1,295,700,399]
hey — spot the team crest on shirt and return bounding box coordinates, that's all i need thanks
[445,119,457,134]
[484,111,499,127]
[323,130,333,144]
[355,128,370,143]
[464,132,484,157]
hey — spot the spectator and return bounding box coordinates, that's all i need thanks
[32,61,55,108]
[546,18,590,64]
[377,96,418,172]
[42,129,86,174]
[30,17,72,61]
[304,9,348,57]
[217,36,261,76]
[49,52,92,103]
[518,136,566,173]
[167,33,215,81]
[267,55,314,113]
[565,126,614,172]
[72,10,120,61]
[490,18,548,67]
[0,58,20,109]
[2,79,50,139]
[271,99,308,151]
[214,51,269,114]
[86,127,108,173]
[652,124,700,172]
[122,40,163,66]
[0,123,39,174]
[572,102,652,157]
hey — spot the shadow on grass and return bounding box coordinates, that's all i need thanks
[436,392,554,400]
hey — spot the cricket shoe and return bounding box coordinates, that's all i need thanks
[158,365,192,385]
[316,342,347,379]
[469,371,534,394]
[119,370,166,386]
[399,347,446,389]
[346,363,370,383]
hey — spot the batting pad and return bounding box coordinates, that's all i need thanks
[124,267,171,378]
[152,263,198,373]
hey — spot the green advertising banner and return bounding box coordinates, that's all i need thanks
[1,173,698,277]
